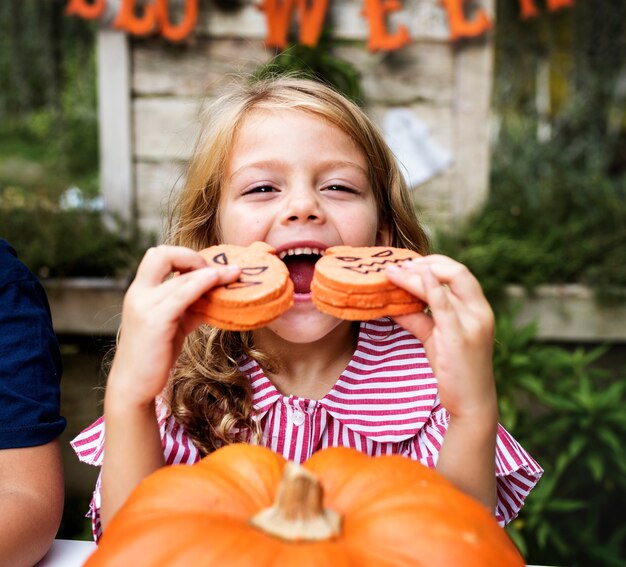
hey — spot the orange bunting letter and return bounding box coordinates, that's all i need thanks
[363,0,410,52]
[65,0,106,19]
[441,0,493,41]
[518,0,539,19]
[113,0,158,36]
[519,0,574,19]
[547,0,574,11]
[259,0,329,48]
[155,0,198,42]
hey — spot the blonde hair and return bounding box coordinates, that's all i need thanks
[164,76,430,455]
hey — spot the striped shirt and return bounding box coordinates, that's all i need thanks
[72,318,543,541]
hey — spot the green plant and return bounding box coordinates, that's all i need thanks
[254,30,363,103]
[493,310,626,565]
[0,186,151,278]
[437,122,626,301]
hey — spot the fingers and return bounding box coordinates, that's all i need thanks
[125,245,241,320]
[157,264,240,314]
[386,255,490,311]
[134,245,210,286]
[385,254,494,336]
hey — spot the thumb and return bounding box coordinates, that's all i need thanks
[392,311,434,343]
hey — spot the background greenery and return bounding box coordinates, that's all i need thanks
[1,0,625,565]
[0,0,148,278]
[439,0,626,302]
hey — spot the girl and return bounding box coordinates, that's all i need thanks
[72,76,542,541]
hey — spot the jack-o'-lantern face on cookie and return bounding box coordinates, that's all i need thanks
[311,245,425,320]
[199,241,290,306]
[315,246,421,292]
[191,241,294,330]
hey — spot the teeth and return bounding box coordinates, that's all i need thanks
[278,247,322,259]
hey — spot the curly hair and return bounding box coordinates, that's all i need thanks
[163,75,430,455]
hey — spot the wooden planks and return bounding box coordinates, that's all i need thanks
[97,0,496,238]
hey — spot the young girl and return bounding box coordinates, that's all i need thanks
[72,76,542,541]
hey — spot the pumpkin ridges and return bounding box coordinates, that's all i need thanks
[306,448,523,566]
[272,543,357,566]
[119,444,285,520]
[343,501,523,567]
[88,514,284,566]
[87,445,525,566]
[120,467,263,519]
[305,448,449,512]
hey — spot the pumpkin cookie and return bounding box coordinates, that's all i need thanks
[311,246,426,320]
[191,241,294,330]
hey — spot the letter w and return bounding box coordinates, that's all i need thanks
[260,0,329,48]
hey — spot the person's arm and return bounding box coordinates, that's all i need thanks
[99,246,241,529]
[388,255,498,511]
[0,440,64,567]
[435,405,498,511]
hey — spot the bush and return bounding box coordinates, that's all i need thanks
[437,123,626,301]
[0,186,151,279]
[495,311,626,566]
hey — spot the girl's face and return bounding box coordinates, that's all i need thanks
[218,108,389,344]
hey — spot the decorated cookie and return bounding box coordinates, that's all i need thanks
[311,246,426,320]
[191,241,294,330]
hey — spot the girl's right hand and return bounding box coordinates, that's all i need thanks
[105,245,241,408]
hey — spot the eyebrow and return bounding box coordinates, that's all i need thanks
[229,159,369,180]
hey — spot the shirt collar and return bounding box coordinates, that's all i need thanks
[242,318,438,443]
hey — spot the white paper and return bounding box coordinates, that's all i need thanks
[383,108,453,189]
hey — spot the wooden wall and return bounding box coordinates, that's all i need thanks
[97,0,495,239]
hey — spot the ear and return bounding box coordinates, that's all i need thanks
[375,223,392,247]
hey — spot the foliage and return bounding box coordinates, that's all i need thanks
[254,30,363,104]
[436,122,626,302]
[442,0,625,302]
[0,1,99,195]
[0,1,145,278]
[494,311,626,566]
[0,185,151,278]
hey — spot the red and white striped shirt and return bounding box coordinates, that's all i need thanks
[72,318,543,541]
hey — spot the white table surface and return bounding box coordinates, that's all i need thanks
[35,539,553,566]
[35,539,96,566]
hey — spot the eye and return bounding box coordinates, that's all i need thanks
[324,184,358,194]
[243,184,277,195]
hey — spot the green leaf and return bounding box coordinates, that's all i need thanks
[596,427,624,455]
[544,498,587,512]
[586,453,605,482]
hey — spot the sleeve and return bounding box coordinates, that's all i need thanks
[70,398,202,542]
[0,278,66,448]
[408,402,543,526]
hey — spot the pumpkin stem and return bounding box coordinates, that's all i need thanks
[250,462,341,541]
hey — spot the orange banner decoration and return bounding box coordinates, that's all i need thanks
[519,0,575,19]
[65,0,576,47]
[518,0,539,19]
[363,0,410,51]
[547,0,575,11]
[65,0,106,19]
[113,0,158,36]
[441,0,492,41]
[155,0,198,42]
[259,0,328,48]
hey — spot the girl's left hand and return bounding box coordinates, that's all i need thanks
[386,255,497,420]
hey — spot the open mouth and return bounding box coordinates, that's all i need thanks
[278,247,323,294]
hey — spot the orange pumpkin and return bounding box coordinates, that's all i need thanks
[85,444,524,566]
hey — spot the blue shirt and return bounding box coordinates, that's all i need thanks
[0,239,66,448]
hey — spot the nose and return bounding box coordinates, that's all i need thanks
[282,186,325,224]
